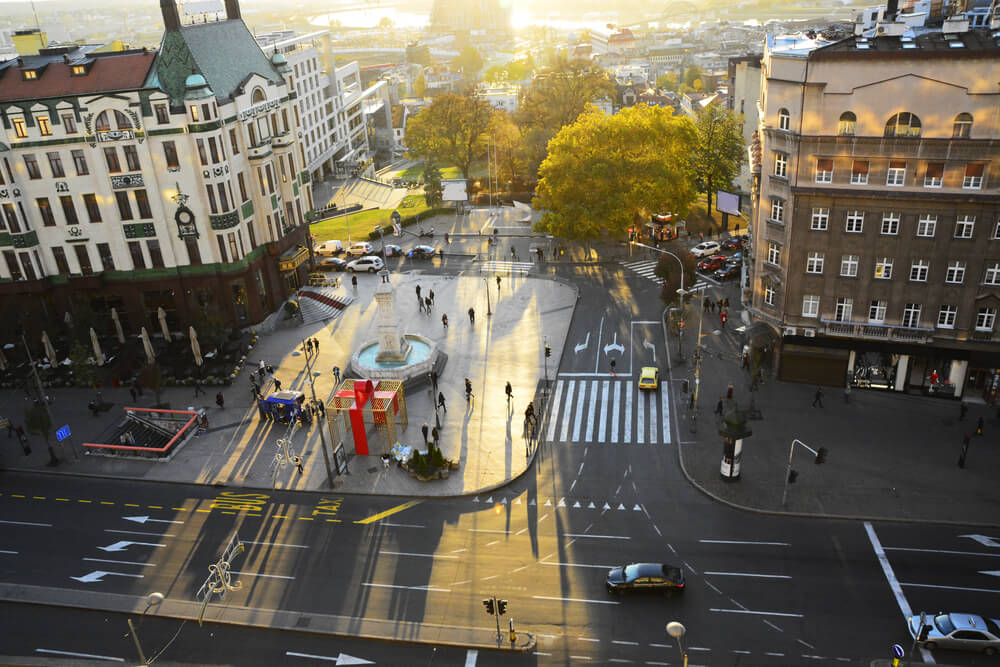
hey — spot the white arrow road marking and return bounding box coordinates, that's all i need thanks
[980,571,1000,577]
[574,332,590,354]
[36,649,124,662]
[960,534,1000,548]
[105,529,174,538]
[0,550,17,554]
[643,339,656,362]
[603,332,625,355]
[70,570,144,583]
[123,515,184,525]
[533,595,619,605]
[0,519,52,527]
[286,651,374,665]
[540,561,616,569]
[99,541,165,553]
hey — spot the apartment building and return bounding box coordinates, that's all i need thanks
[747,8,1000,401]
[0,0,312,336]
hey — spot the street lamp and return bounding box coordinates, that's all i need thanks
[677,288,705,433]
[631,241,686,355]
[666,621,688,667]
[484,276,492,316]
[126,591,164,666]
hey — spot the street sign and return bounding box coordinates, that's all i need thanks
[892,644,904,658]
[56,424,71,442]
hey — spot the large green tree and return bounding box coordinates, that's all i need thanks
[488,111,524,190]
[453,46,483,80]
[423,162,443,207]
[404,94,493,178]
[517,56,615,137]
[691,104,746,214]
[533,104,698,241]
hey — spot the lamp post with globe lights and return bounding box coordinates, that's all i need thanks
[666,621,688,667]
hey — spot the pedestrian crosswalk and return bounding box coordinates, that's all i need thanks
[542,378,671,445]
[481,260,534,274]
[471,495,645,511]
[622,259,663,285]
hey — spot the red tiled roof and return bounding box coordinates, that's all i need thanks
[0,52,156,102]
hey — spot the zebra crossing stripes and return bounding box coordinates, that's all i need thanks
[622,259,663,285]
[543,379,671,445]
[481,260,534,274]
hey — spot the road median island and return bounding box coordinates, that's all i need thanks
[0,582,536,653]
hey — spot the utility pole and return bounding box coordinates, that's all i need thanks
[300,339,334,487]
[21,332,59,465]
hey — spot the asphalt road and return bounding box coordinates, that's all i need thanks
[2,236,998,666]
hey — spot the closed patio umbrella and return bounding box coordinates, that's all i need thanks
[157,307,170,340]
[90,327,105,366]
[189,326,203,367]
[111,308,125,344]
[41,331,57,364]
[63,311,73,328]
[140,327,155,365]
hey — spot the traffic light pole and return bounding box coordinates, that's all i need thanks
[492,594,501,641]
[780,438,827,507]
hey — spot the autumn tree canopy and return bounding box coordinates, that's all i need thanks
[403,93,493,178]
[691,105,746,213]
[533,104,699,242]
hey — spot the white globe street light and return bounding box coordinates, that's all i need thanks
[666,621,688,667]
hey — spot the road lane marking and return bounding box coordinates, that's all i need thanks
[230,571,295,580]
[464,649,478,666]
[572,380,586,441]
[611,382,621,443]
[703,571,791,579]
[354,500,422,524]
[612,640,639,646]
[885,547,1000,558]
[560,380,575,441]
[540,562,613,569]
[699,539,789,546]
[37,648,124,662]
[362,583,450,592]
[105,530,174,537]
[0,549,18,554]
[661,388,670,444]
[636,384,644,444]
[648,389,657,443]
[763,620,784,632]
[577,637,600,642]
[902,582,1000,594]
[379,550,458,559]
[623,383,632,444]
[564,533,629,540]
[599,380,609,442]
[243,541,310,549]
[533,595,619,605]
[546,380,564,442]
[377,522,424,528]
[468,528,508,534]
[710,608,803,618]
[83,558,155,567]
[286,651,374,664]
[585,380,597,441]
[0,519,52,527]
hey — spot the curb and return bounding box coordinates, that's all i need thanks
[0,583,536,653]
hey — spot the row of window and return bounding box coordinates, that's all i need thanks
[811,158,985,189]
[769,205,998,241]
[21,144,142,180]
[777,109,974,139]
[794,248,1000,285]
[799,296,996,332]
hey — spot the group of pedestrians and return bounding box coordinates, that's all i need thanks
[416,284,435,314]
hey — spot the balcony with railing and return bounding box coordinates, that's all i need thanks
[820,318,933,343]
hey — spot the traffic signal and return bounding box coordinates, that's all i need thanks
[681,379,689,393]
[497,599,508,615]
[917,624,931,642]
[483,599,495,615]
[545,345,552,358]
[815,447,827,464]
[788,469,798,484]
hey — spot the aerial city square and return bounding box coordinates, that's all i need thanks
[0,0,997,664]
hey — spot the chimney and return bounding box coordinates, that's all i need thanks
[885,0,899,20]
[160,0,180,30]
[225,0,242,20]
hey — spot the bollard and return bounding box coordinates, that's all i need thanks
[509,618,516,645]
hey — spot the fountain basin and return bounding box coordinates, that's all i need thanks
[350,334,438,381]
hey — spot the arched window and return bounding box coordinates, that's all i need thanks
[838,111,856,136]
[114,110,132,130]
[884,112,921,138]
[94,110,111,132]
[778,108,790,131]
[251,87,266,104]
[953,112,972,138]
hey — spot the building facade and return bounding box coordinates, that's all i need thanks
[747,17,1000,402]
[0,0,313,340]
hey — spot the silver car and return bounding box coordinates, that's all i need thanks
[907,612,1000,655]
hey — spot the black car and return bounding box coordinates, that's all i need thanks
[409,245,437,259]
[378,244,402,258]
[317,257,347,272]
[714,263,741,281]
[606,563,685,595]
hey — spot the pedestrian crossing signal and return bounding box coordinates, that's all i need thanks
[483,599,495,615]
[497,599,508,615]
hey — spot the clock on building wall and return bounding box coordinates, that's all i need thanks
[171,184,199,239]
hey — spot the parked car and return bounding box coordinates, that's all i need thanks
[697,255,727,272]
[638,367,659,390]
[379,244,402,257]
[345,241,374,257]
[907,612,1000,655]
[317,257,347,272]
[408,245,437,259]
[346,256,384,273]
[606,563,685,595]
[728,252,744,265]
[714,263,741,281]
[314,240,343,256]
[721,237,742,250]
[690,241,721,258]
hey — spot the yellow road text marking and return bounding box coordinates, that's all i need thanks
[354,500,423,525]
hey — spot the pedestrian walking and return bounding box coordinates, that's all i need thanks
[216,392,225,408]
[525,401,535,424]
[496,276,502,292]
[442,313,449,329]
[421,422,429,445]
[266,364,274,375]
[465,378,473,402]
[129,386,137,402]
[351,274,358,289]
[742,352,750,369]
[510,246,517,261]
[416,284,422,300]
[505,381,513,403]
[610,359,617,376]
[720,310,727,328]
[194,380,205,397]
[960,401,968,420]
[727,383,734,400]
[959,433,972,468]
[430,371,438,393]
[431,425,439,446]
[812,387,824,408]
[703,298,710,313]
[305,339,313,353]
[715,397,724,415]
[313,337,320,351]
[438,391,447,413]
[425,296,432,313]
[418,294,426,313]
[468,307,475,324]
[428,289,435,305]
[273,378,282,391]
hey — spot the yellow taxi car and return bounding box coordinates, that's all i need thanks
[639,366,659,390]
